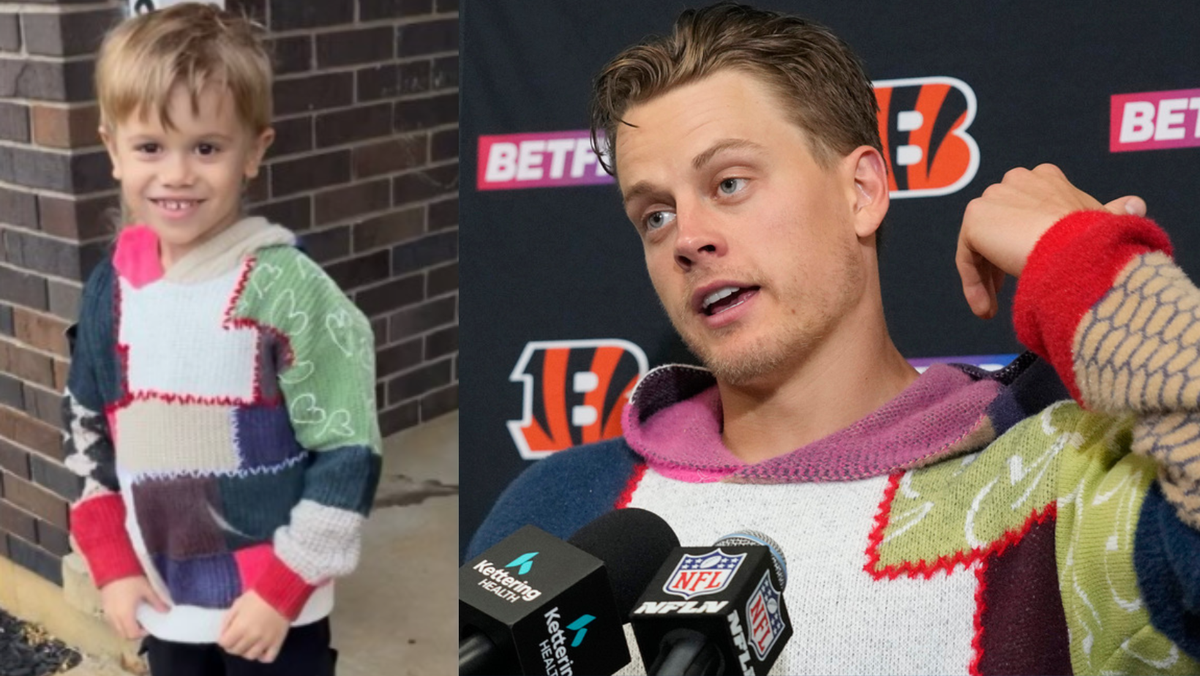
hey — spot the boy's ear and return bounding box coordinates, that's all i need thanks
[244,127,275,180]
[99,125,122,180]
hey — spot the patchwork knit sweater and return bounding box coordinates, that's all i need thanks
[469,211,1200,675]
[64,217,382,643]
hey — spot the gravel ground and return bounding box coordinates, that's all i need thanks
[0,609,82,676]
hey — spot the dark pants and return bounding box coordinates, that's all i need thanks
[142,618,337,676]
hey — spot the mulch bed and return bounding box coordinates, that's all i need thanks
[0,608,82,676]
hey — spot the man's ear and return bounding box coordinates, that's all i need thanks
[100,125,122,181]
[846,146,889,239]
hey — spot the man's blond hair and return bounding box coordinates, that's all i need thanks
[96,3,272,133]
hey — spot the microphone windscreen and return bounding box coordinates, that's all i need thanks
[716,529,788,591]
[568,507,680,617]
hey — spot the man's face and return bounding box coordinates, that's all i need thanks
[103,84,272,261]
[616,69,871,386]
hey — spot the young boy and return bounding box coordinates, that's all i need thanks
[63,4,381,674]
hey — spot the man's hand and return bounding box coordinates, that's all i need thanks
[218,590,290,663]
[956,163,1147,319]
[99,575,170,640]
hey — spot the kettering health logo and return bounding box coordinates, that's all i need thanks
[1111,87,1200,152]
[507,551,538,575]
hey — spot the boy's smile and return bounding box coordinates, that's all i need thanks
[102,84,273,268]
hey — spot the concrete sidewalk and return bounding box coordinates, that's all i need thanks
[333,412,458,676]
[68,412,459,676]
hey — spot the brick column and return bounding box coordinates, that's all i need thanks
[0,0,459,589]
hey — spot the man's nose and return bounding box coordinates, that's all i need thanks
[673,204,728,271]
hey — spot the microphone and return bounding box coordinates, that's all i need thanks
[460,508,680,675]
[630,530,792,676]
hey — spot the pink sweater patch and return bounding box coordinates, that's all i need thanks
[112,226,164,288]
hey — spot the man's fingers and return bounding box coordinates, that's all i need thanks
[1103,195,1146,217]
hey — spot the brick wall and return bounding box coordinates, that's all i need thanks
[0,0,458,587]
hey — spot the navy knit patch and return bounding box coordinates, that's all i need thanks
[153,552,242,608]
[300,446,381,515]
[984,354,1069,436]
[217,462,307,550]
[1134,481,1200,661]
[234,403,304,468]
[465,438,640,561]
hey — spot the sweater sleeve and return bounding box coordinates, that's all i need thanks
[1013,210,1200,657]
[64,261,144,587]
[230,247,383,618]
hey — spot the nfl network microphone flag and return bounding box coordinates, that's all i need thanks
[631,545,792,675]
[460,525,629,675]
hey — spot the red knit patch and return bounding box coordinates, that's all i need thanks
[615,462,647,508]
[70,494,144,587]
[251,551,317,620]
[1013,211,1171,404]
[863,473,1057,580]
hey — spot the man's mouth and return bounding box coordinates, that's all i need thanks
[700,286,759,316]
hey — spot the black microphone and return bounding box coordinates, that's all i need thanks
[631,530,792,676]
[460,508,680,675]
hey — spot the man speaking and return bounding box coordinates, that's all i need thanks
[468,3,1200,673]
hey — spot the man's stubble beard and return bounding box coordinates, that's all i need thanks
[663,238,865,388]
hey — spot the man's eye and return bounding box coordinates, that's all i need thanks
[196,143,219,156]
[718,178,747,196]
[645,211,677,231]
[136,143,161,154]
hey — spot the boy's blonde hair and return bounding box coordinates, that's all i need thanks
[96,3,272,133]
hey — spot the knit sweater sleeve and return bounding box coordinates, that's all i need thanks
[63,260,144,587]
[230,247,382,618]
[1013,211,1200,658]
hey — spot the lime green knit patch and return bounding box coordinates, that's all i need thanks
[232,247,381,453]
[877,402,1089,568]
[1055,416,1198,674]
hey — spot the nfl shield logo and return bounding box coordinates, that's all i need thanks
[663,549,747,600]
[746,570,786,660]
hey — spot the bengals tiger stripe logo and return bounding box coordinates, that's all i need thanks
[874,77,980,198]
[508,340,648,459]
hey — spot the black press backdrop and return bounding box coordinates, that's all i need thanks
[459,0,1200,555]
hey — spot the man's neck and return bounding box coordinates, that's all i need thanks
[717,305,918,465]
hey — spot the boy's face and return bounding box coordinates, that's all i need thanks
[102,84,273,262]
[615,69,879,386]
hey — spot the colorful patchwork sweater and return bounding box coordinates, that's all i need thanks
[64,217,382,643]
[469,211,1200,675]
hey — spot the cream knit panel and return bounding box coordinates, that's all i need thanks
[1071,252,1200,527]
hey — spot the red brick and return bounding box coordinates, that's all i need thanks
[316,103,394,148]
[352,134,428,179]
[31,104,101,149]
[1,471,67,529]
[326,251,390,292]
[0,405,63,460]
[0,500,37,542]
[353,207,424,252]
[0,339,55,387]
[316,26,393,68]
[420,383,457,421]
[314,179,391,226]
[378,400,419,437]
[13,307,69,357]
[52,359,69,391]
[38,193,118,242]
[393,164,457,205]
[272,150,351,197]
[396,18,458,57]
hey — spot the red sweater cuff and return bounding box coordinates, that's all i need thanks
[252,553,317,620]
[1013,210,1172,402]
[70,495,144,588]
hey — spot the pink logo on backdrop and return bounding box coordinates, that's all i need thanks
[1111,88,1200,152]
[477,131,615,190]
